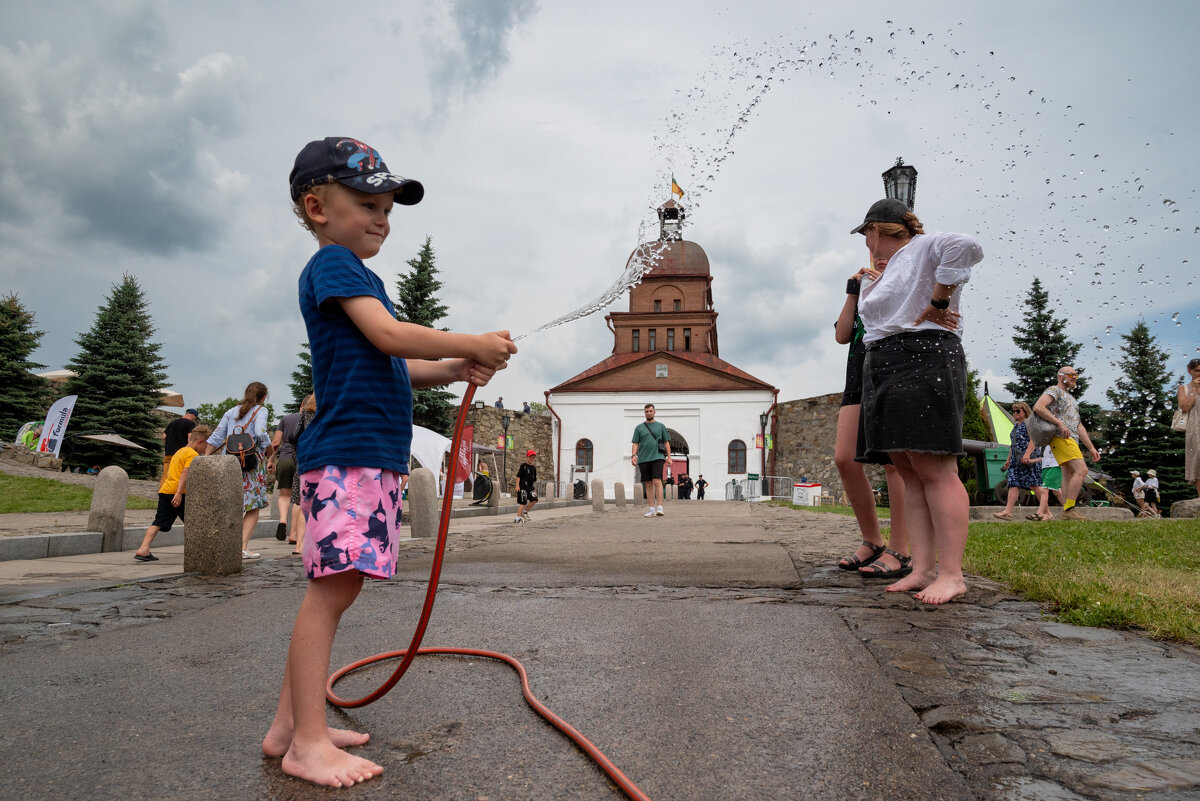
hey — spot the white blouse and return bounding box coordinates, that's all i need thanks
[858,231,984,344]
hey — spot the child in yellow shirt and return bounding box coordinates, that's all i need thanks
[134,426,210,561]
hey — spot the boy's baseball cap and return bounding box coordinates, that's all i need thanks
[850,198,910,234]
[289,137,424,205]
[526,449,537,457]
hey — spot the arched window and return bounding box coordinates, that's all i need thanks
[728,439,746,474]
[575,438,594,469]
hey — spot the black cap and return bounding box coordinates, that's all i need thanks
[289,137,424,205]
[851,197,910,234]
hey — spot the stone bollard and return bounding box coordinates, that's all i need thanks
[407,467,438,539]
[591,479,605,512]
[634,482,643,504]
[184,455,243,575]
[614,482,626,509]
[88,465,129,552]
[666,483,676,501]
[487,474,500,509]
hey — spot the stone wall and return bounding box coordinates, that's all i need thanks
[465,406,554,496]
[771,392,885,501]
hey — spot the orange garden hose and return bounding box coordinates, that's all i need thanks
[325,383,651,801]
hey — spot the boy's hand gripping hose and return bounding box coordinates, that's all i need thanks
[325,383,652,801]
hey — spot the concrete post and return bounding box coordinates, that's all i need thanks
[634,482,644,505]
[666,484,676,501]
[88,465,129,552]
[487,474,500,510]
[184,456,243,575]
[408,467,438,539]
[614,482,626,509]
[591,479,605,512]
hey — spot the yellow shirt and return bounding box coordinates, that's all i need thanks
[160,446,198,495]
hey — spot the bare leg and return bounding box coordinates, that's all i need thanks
[1061,458,1087,504]
[860,463,912,575]
[263,571,382,787]
[1033,487,1049,518]
[242,507,260,550]
[652,479,664,507]
[135,525,161,557]
[907,452,969,605]
[290,502,306,552]
[834,405,885,565]
[277,488,291,527]
[995,485,1020,518]
[884,453,937,593]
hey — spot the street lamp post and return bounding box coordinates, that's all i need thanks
[759,412,769,497]
[501,413,511,494]
[882,157,918,211]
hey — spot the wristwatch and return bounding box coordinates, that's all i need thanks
[846,278,860,296]
[929,297,950,310]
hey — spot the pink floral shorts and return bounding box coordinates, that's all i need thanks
[299,466,402,580]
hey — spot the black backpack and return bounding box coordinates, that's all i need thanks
[224,406,261,472]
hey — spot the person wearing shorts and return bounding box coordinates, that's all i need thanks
[515,449,538,522]
[1033,366,1100,521]
[631,403,670,517]
[134,426,210,561]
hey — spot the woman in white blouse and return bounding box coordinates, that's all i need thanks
[851,198,984,605]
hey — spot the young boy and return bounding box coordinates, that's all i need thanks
[261,137,515,788]
[134,426,211,561]
[515,448,538,522]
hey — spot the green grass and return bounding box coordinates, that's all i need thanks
[0,474,157,514]
[771,500,1200,647]
[966,520,1200,647]
[768,500,859,517]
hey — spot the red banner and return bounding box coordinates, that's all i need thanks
[456,425,473,486]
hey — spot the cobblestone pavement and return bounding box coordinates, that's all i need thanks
[1,503,1198,799]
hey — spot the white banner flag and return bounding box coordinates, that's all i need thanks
[38,395,78,458]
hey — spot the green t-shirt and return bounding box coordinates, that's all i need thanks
[632,421,669,463]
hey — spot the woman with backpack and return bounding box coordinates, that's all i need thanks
[205,381,275,559]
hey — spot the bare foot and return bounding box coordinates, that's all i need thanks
[913,575,968,605]
[885,570,935,593]
[262,725,370,758]
[282,741,383,788]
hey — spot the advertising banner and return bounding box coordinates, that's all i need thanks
[38,395,78,458]
[456,425,473,486]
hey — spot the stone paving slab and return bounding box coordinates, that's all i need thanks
[1,501,1199,800]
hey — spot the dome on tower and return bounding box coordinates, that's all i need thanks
[626,239,710,277]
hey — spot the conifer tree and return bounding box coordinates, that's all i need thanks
[1103,320,1185,510]
[0,293,50,441]
[1005,277,1102,436]
[285,342,313,414]
[395,236,455,435]
[63,275,168,477]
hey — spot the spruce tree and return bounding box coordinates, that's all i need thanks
[1103,320,1185,511]
[395,236,455,435]
[0,293,50,441]
[1005,277,1102,436]
[63,275,168,477]
[285,342,313,414]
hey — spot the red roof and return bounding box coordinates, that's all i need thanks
[626,239,710,278]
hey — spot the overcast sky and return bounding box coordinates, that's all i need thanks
[3,1,1197,450]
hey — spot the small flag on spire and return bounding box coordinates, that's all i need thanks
[671,174,684,199]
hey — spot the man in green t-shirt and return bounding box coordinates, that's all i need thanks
[631,403,671,517]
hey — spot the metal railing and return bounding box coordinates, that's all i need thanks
[725,476,798,501]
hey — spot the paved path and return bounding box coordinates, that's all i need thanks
[1,502,1198,800]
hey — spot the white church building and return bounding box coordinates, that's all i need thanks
[545,201,778,499]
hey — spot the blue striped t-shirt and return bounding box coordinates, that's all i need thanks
[297,244,413,475]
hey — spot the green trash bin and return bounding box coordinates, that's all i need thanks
[983,447,1009,497]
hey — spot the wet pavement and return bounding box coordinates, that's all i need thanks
[1,501,1198,800]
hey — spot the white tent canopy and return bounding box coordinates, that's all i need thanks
[34,369,184,406]
[409,425,451,476]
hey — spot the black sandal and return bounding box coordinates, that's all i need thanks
[837,541,887,571]
[858,548,913,579]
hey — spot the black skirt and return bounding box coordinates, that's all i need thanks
[856,330,967,463]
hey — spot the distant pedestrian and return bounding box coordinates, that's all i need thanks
[286,394,317,555]
[134,425,210,561]
[1028,446,1064,520]
[1178,357,1200,498]
[522,401,531,413]
[1144,469,1160,517]
[161,409,198,478]
[632,403,670,517]
[1032,366,1100,521]
[495,397,504,409]
[270,408,303,541]
[1130,471,1149,516]
[695,475,707,500]
[992,402,1045,521]
[515,449,538,522]
[205,382,275,559]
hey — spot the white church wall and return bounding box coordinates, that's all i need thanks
[547,390,776,499]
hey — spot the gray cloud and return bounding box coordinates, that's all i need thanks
[0,2,250,254]
[426,0,538,115]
